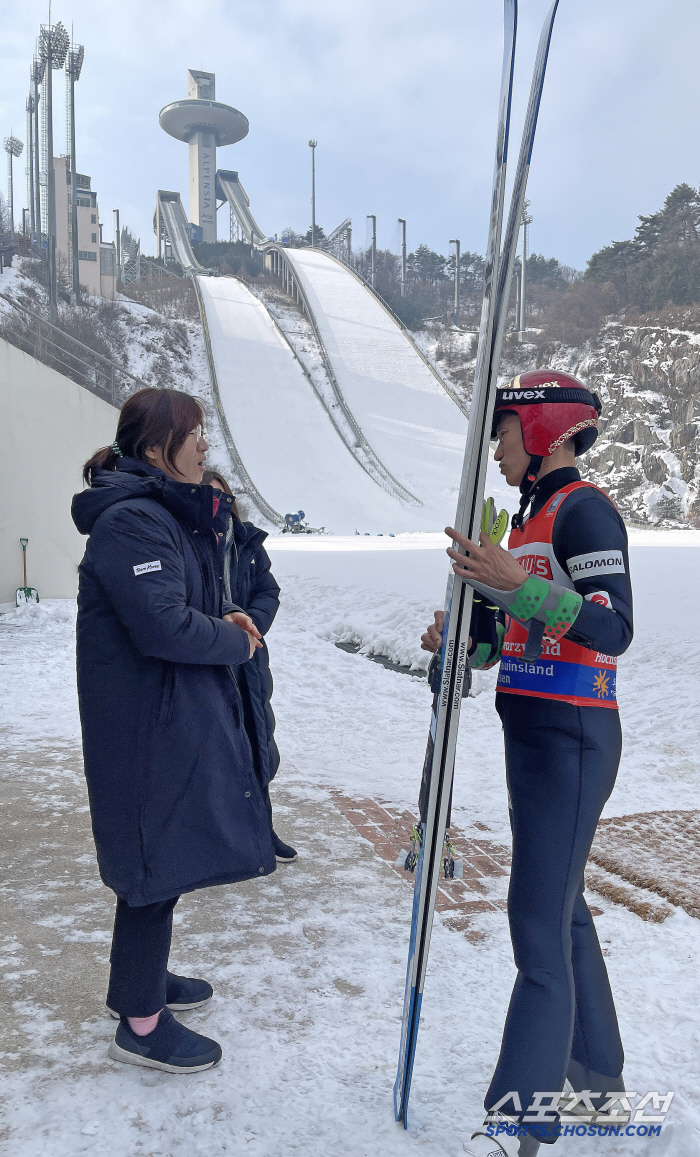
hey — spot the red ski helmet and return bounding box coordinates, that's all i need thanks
[491,369,602,457]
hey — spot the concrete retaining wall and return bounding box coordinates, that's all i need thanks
[0,339,118,602]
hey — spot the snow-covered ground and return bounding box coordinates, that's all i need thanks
[0,527,698,1154]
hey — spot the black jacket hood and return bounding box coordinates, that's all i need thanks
[71,458,232,537]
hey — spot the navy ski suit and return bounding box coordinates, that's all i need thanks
[480,467,633,1141]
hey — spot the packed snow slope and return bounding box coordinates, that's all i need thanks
[198,275,412,534]
[280,248,472,526]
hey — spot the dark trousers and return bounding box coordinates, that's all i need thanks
[106,895,180,1017]
[485,694,624,1137]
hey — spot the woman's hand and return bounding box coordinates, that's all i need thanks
[224,611,262,660]
[445,526,527,591]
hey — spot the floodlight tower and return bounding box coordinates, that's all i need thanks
[65,42,84,303]
[38,19,70,323]
[25,95,34,237]
[4,136,24,238]
[159,71,249,244]
[31,58,44,246]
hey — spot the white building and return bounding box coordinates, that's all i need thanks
[53,156,116,300]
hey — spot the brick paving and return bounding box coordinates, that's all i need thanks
[329,791,511,942]
[591,809,700,919]
[329,792,616,940]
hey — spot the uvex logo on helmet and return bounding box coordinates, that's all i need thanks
[492,369,602,458]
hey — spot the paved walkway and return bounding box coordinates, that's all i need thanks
[2,742,691,1082]
[1,736,695,1155]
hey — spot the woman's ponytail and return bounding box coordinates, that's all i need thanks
[83,442,123,484]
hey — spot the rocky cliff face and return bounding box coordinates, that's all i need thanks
[421,319,700,525]
[552,322,700,525]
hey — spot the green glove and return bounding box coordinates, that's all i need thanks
[465,499,582,661]
[481,497,509,546]
[467,573,582,647]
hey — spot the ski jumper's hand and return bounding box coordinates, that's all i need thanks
[445,526,527,591]
[224,611,262,659]
[420,609,472,654]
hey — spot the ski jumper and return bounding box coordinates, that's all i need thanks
[477,467,633,1141]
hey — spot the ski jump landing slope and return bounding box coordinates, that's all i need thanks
[281,248,469,527]
[197,276,426,534]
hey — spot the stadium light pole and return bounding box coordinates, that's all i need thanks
[4,136,24,239]
[26,94,34,238]
[39,19,70,323]
[398,218,407,297]
[31,58,43,247]
[113,208,121,282]
[449,238,460,326]
[66,41,84,304]
[367,214,376,288]
[519,199,532,336]
[308,139,317,247]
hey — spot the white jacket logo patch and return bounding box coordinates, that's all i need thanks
[133,560,162,575]
[567,550,625,578]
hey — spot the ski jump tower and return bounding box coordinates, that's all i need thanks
[159,71,248,243]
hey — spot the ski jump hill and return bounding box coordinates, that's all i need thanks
[154,184,494,536]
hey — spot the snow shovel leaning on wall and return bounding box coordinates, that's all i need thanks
[16,538,39,607]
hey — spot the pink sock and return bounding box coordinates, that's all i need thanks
[128,1011,161,1036]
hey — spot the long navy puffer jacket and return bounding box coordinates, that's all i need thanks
[71,458,276,906]
[226,517,281,797]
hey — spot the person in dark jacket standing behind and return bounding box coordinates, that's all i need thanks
[73,388,276,1074]
[202,470,297,863]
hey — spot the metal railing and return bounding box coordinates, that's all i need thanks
[0,291,145,408]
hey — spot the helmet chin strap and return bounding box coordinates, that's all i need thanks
[512,454,544,530]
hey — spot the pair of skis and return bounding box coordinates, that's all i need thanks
[394,0,560,1127]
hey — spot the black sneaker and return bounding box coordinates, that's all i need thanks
[271,830,298,863]
[108,1007,221,1073]
[107,970,213,1019]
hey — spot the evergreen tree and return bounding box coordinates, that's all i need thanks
[407,245,447,284]
[586,183,700,310]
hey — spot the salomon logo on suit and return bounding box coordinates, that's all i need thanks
[566,550,625,578]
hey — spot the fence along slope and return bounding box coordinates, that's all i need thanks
[279,247,470,529]
[196,274,421,534]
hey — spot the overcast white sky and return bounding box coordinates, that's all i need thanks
[1,0,698,269]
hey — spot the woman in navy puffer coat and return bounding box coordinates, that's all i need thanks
[72,388,275,1074]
